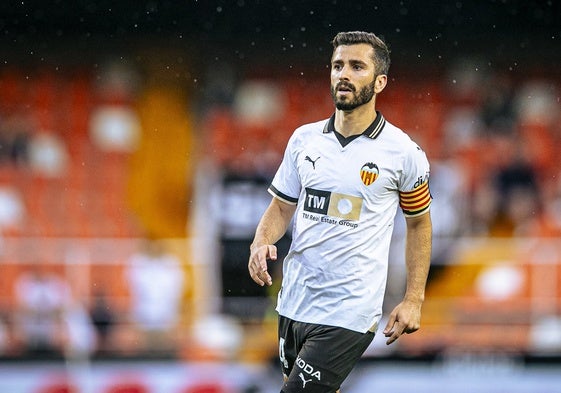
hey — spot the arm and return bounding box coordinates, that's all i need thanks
[384,211,432,345]
[248,197,297,287]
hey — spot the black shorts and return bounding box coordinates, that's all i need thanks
[278,315,375,393]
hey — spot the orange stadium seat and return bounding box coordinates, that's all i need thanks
[31,73,58,131]
[0,70,25,112]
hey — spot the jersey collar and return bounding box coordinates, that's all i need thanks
[323,111,386,139]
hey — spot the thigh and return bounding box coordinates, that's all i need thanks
[278,317,374,393]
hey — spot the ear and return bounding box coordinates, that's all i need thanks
[374,74,387,94]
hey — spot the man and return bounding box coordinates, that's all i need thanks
[248,31,432,393]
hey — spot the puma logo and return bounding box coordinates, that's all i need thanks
[305,155,320,169]
[299,372,313,388]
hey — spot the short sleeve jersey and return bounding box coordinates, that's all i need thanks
[268,112,431,333]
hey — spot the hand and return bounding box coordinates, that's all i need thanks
[383,300,422,345]
[248,244,277,286]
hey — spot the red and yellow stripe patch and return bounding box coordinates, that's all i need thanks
[360,169,378,186]
[399,182,431,216]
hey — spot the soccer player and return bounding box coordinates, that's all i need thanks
[248,31,432,393]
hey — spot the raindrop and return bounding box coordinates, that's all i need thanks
[217,6,223,13]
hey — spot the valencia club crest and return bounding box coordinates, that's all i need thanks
[360,162,379,186]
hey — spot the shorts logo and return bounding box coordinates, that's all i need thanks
[360,162,379,186]
[304,188,362,221]
[299,373,313,388]
[296,356,321,382]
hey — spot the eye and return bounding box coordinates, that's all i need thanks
[332,63,342,71]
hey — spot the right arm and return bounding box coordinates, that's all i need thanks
[248,197,297,286]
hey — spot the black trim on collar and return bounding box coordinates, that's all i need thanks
[323,111,386,139]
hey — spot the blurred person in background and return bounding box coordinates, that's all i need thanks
[13,265,70,358]
[89,288,116,354]
[0,110,32,167]
[248,31,432,393]
[126,238,185,355]
[27,129,69,178]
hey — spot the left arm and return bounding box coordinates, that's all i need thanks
[384,211,432,345]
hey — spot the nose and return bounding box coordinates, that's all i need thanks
[337,66,351,81]
[337,66,349,80]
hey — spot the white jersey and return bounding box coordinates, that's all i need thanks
[269,112,432,333]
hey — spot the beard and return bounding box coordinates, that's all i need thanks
[330,79,376,111]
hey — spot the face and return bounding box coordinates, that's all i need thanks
[330,43,387,111]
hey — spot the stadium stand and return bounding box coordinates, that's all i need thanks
[1,58,560,362]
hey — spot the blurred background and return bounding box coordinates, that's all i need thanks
[0,0,560,392]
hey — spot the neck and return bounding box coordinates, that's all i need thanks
[334,100,377,137]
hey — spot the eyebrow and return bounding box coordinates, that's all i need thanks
[331,58,369,66]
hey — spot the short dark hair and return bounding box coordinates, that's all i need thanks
[332,31,391,76]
